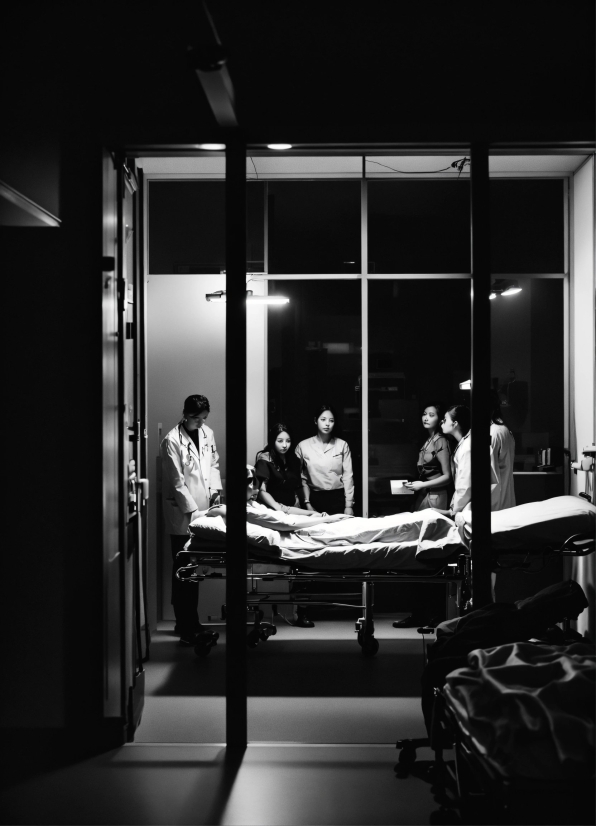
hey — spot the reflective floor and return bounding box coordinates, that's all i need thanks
[0,743,450,825]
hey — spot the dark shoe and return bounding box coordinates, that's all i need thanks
[293,607,315,628]
[178,625,205,646]
[393,616,424,628]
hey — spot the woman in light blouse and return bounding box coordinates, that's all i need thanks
[295,404,355,516]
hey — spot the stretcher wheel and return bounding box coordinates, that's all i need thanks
[193,630,219,657]
[259,625,277,641]
[246,629,260,647]
[361,637,379,657]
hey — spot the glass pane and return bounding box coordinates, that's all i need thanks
[491,277,565,502]
[367,279,471,517]
[489,180,564,273]
[367,181,471,273]
[267,280,362,514]
[148,181,265,273]
[267,182,361,273]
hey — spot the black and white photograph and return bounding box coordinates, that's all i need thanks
[2,2,595,824]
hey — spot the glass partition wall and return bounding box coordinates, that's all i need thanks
[144,150,572,745]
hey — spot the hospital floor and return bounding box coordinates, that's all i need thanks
[1,617,458,825]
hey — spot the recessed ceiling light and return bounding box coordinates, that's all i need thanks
[267,143,293,150]
[196,143,226,150]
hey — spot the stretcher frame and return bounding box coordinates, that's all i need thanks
[176,544,469,656]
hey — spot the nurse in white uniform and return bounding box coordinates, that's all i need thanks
[489,390,516,511]
[160,394,222,644]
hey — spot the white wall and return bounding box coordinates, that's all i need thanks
[146,274,267,625]
[570,155,595,639]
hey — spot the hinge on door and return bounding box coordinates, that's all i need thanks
[123,161,139,194]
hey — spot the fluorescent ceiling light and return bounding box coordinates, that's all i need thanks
[196,143,226,150]
[247,295,289,304]
[501,285,522,296]
[205,290,289,305]
[267,143,292,150]
[459,379,472,390]
[489,292,497,300]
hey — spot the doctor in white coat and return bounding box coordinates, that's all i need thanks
[161,394,222,644]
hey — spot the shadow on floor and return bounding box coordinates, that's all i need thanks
[151,637,425,697]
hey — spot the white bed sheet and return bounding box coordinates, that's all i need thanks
[491,495,596,551]
[187,508,462,570]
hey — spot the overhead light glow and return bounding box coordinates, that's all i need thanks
[459,379,472,390]
[247,295,289,304]
[501,286,522,296]
[196,143,226,150]
[205,290,289,305]
[267,143,292,150]
[489,292,497,300]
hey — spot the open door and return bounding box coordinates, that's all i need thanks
[102,149,149,740]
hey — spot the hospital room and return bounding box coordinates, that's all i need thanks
[1,5,595,826]
[123,149,594,823]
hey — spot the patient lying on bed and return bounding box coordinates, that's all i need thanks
[184,465,462,568]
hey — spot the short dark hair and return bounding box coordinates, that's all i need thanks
[183,394,210,415]
[446,404,471,435]
[490,390,504,425]
[314,404,338,421]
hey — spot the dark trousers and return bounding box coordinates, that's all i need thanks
[170,534,200,635]
[310,488,346,515]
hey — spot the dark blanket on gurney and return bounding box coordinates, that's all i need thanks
[445,641,595,780]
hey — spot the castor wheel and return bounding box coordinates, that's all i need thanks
[194,630,219,657]
[259,625,277,641]
[361,637,379,657]
[246,628,260,647]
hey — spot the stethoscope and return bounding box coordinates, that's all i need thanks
[178,424,205,467]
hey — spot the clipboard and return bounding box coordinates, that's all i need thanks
[390,479,415,495]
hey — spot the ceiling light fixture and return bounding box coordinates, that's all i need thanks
[267,143,292,150]
[205,289,289,305]
[196,143,226,150]
[490,279,523,299]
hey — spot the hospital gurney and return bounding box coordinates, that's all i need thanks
[438,640,595,825]
[176,509,468,657]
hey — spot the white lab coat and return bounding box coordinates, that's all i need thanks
[490,422,516,511]
[160,423,222,535]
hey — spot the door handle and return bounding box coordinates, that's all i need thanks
[137,478,150,501]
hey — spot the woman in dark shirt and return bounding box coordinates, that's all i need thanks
[404,403,452,510]
[255,423,316,514]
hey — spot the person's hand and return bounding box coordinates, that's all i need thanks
[404,481,424,491]
[209,491,221,506]
[344,507,354,515]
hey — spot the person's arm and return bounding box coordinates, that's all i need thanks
[163,438,199,517]
[341,443,355,515]
[295,443,315,511]
[204,430,222,504]
[405,439,452,492]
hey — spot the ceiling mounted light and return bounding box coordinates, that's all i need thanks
[205,289,289,305]
[196,143,226,150]
[490,279,523,299]
[267,143,292,150]
[459,379,472,390]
